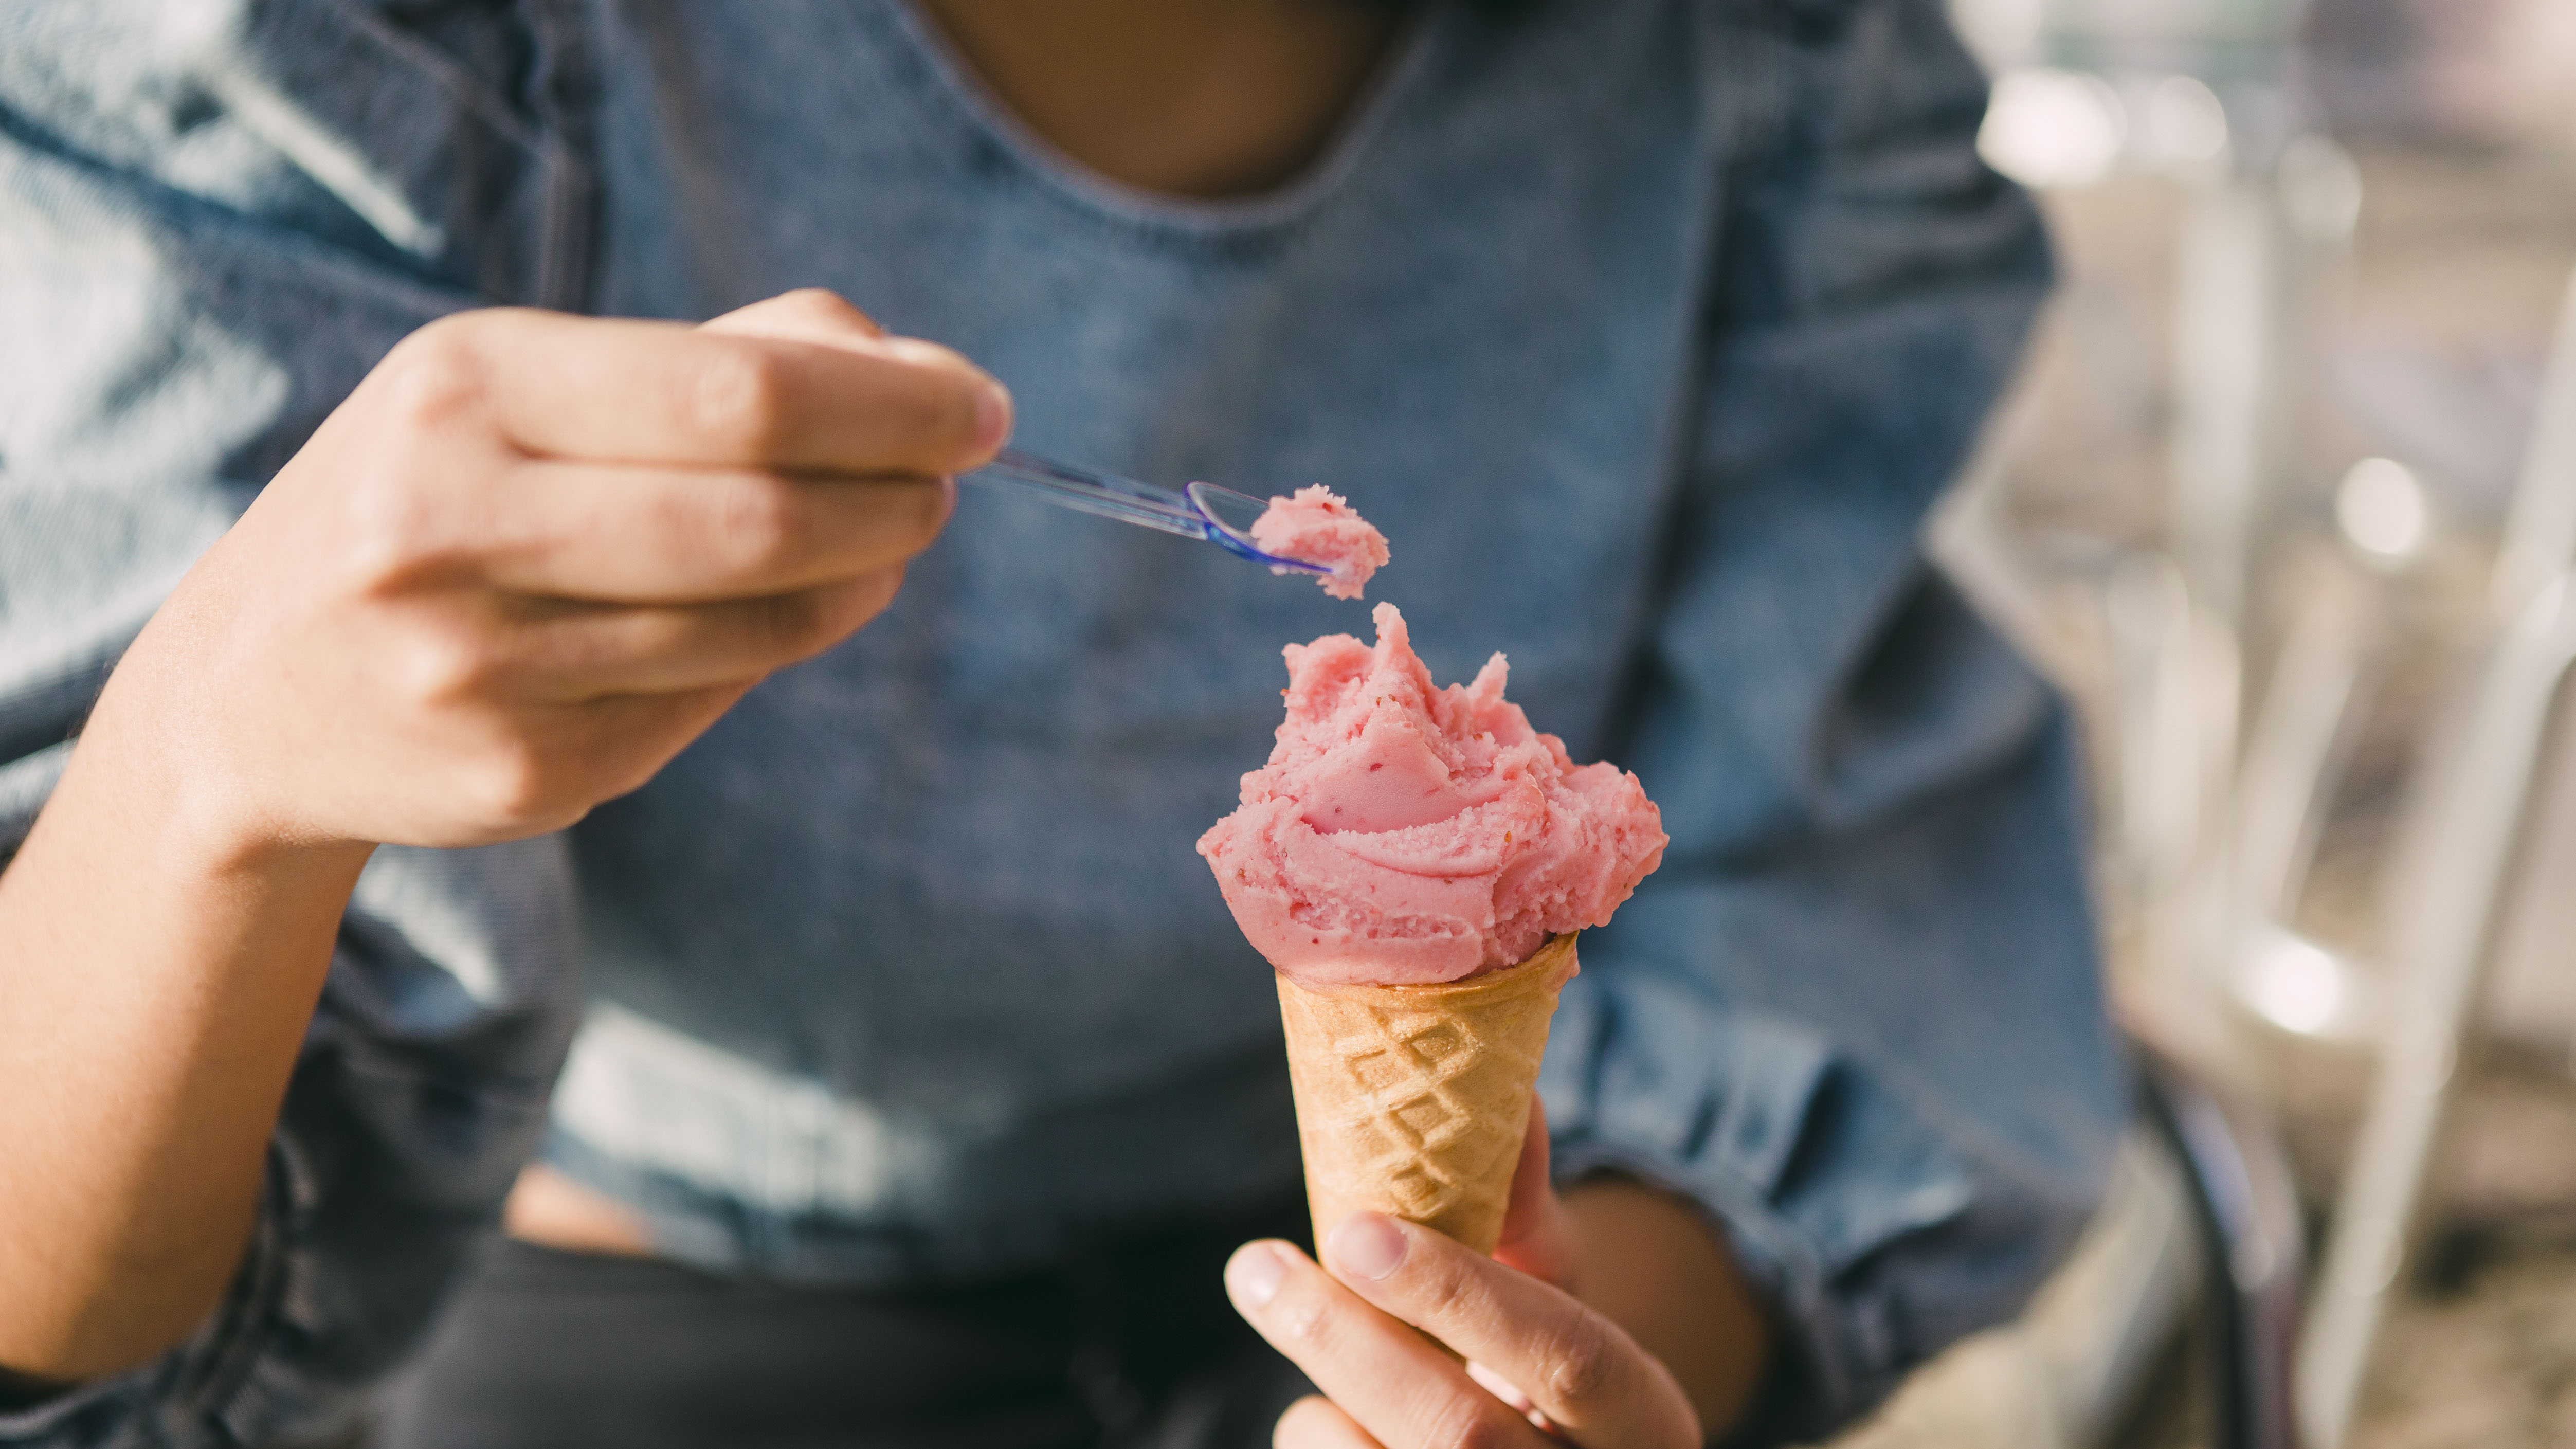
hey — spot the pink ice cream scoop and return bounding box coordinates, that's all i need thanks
[1247,486,1390,601]
[1198,603,1667,987]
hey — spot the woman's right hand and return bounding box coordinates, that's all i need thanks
[5,287,1000,1386]
[121,287,1007,858]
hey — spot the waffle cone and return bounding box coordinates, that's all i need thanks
[1275,933,1579,1255]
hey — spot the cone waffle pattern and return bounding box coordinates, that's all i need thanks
[1275,934,1577,1254]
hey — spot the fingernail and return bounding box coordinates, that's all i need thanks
[1326,1213,1407,1281]
[972,379,1013,451]
[1225,1243,1286,1310]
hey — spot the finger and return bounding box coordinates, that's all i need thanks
[1225,1241,1552,1449]
[485,571,906,699]
[1493,1095,1577,1290]
[1320,1215,1697,1449]
[464,459,950,603]
[548,679,757,807]
[384,307,1010,477]
[355,679,755,844]
[696,295,1006,460]
[699,294,1006,467]
[1465,1360,1557,1432]
[1275,1395,1384,1449]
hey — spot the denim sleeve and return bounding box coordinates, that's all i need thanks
[0,4,591,1442]
[1541,0,2127,1436]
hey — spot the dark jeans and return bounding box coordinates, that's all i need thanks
[376,1201,1315,1449]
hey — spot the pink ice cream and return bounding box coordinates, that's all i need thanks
[1248,486,1389,601]
[1198,603,1667,987]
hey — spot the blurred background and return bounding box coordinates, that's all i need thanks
[1807,1,2576,1445]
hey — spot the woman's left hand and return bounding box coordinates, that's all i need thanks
[1224,1106,1703,1449]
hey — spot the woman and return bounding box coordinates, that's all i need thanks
[0,1,2125,1444]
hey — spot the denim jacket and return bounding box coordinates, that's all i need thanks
[0,1,2125,1442]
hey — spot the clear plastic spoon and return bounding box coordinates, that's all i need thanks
[961,447,1331,577]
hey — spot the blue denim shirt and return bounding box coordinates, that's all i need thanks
[0,0,2125,1441]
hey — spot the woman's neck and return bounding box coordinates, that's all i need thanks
[912,0,1407,200]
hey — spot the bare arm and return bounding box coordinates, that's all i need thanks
[1562,1178,1773,1434]
[0,731,371,1388]
[0,291,1008,1385]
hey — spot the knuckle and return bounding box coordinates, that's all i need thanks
[773,287,875,334]
[582,723,675,805]
[688,343,795,452]
[1268,1288,1333,1352]
[594,759,657,804]
[1538,1313,1619,1405]
[852,565,905,621]
[895,480,953,551]
[749,590,836,657]
[460,738,556,824]
[813,571,901,641]
[393,620,496,706]
[933,378,988,455]
[338,477,439,591]
[1409,1254,1483,1326]
[1424,1394,1511,1449]
[876,372,980,461]
[709,477,803,577]
[376,317,489,432]
[335,454,503,595]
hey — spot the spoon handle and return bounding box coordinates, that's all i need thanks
[961,448,1329,575]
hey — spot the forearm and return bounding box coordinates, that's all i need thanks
[1563,1178,1773,1438]
[0,635,371,1384]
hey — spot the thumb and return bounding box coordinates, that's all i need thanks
[1491,1093,1578,1290]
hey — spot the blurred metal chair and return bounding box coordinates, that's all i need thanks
[1811,1044,2302,1449]
[2144,1048,2306,1449]
[1951,0,2576,1433]
[1905,11,2423,1444]
[1953,0,2368,964]
[2285,267,2576,1448]
[2160,249,2576,1446]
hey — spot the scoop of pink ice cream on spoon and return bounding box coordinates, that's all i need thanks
[961,449,1386,596]
[1247,486,1391,601]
